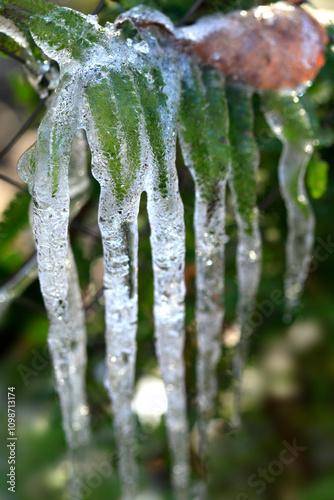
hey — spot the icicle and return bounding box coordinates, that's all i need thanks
[226,85,262,426]
[84,62,144,498]
[17,71,90,452]
[141,40,189,499]
[16,4,189,496]
[178,56,230,463]
[0,131,89,321]
[262,92,315,313]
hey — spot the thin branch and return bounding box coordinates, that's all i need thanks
[0,99,46,161]
[176,0,204,27]
[85,286,104,311]
[259,188,280,211]
[92,0,105,15]
[70,220,101,241]
[15,296,45,314]
[0,173,28,193]
[0,46,27,65]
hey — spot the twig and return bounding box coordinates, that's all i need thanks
[0,173,28,193]
[92,0,105,15]
[0,99,46,161]
[176,0,204,27]
[85,286,104,311]
[259,188,280,211]
[70,220,101,241]
[0,46,27,65]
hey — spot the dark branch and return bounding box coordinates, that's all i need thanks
[0,46,27,65]
[0,99,46,161]
[70,220,101,241]
[92,0,105,15]
[0,173,28,193]
[85,286,104,311]
[176,0,204,27]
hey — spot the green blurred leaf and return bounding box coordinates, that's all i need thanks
[307,155,329,199]
[0,193,30,248]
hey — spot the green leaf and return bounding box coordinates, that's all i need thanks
[132,62,169,196]
[178,59,230,201]
[85,67,142,199]
[0,193,30,248]
[28,6,103,61]
[2,0,53,15]
[226,85,259,235]
[307,155,329,199]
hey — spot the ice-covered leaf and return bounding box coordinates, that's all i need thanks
[29,8,103,62]
[178,57,230,201]
[85,68,142,199]
[262,91,315,311]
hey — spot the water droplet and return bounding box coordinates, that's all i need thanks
[80,405,89,416]
[249,250,257,261]
[173,465,183,475]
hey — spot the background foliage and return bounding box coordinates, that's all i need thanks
[0,1,333,499]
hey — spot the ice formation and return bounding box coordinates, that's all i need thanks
[178,57,230,454]
[9,5,189,498]
[0,130,89,320]
[262,92,315,312]
[0,1,326,499]
[226,85,262,425]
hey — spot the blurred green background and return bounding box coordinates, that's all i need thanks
[0,1,334,499]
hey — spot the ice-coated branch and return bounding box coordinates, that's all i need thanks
[262,92,315,312]
[226,85,261,426]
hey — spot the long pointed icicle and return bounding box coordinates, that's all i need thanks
[84,61,145,498]
[178,56,230,460]
[138,34,190,499]
[0,131,90,321]
[262,92,315,312]
[226,85,261,426]
[17,73,90,451]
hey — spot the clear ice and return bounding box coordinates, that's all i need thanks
[1,2,323,499]
[17,69,90,451]
[11,5,191,498]
[178,56,230,457]
[226,85,262,426]
[0,130,89,321]
[262,92,315,312]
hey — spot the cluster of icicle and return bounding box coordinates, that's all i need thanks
[0,4,318,500]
